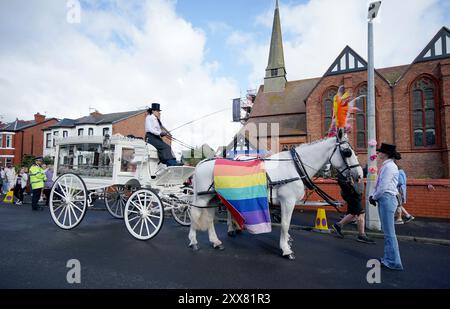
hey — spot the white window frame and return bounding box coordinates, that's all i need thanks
[53,131,59,147]
[88,128,94,136]
[0,155,14,167]
[46,133,52,149]
[78,128,84,136]
[5,134,13,148]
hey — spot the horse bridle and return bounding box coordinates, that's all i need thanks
[328,139,361,178]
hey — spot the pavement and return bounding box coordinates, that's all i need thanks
[288,209,450,243]
[0,194,450,289]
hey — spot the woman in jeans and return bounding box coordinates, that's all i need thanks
[369,143,403,271]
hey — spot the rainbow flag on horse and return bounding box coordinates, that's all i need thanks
[214,159,271,234]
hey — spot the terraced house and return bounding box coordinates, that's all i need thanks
[0,113,58,166]
[42,109,148,161]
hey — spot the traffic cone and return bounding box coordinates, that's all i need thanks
[313,208,330,233]
[3,190,14,204]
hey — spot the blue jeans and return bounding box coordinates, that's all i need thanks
[2,181,9,194]
[165,159,179,167]
[377,193,403,270]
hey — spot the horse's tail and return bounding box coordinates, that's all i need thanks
[191,206,215,231]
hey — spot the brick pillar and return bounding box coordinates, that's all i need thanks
[440,62,450,178]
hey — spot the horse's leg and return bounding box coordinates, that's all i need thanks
[227,211,236,237]
[279,198,296,260]
[207,208,224,250]
[188,206,202,251]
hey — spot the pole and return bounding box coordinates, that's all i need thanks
[365,19,381,231]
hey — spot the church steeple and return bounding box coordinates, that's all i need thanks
[264,0,287,93]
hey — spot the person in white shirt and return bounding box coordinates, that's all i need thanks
[145,103,178,166]
[14,167,28,205]
[369,143,403,270]
[4,163,16,192]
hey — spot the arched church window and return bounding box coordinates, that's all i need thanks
[323,88,338,135]
[411,77,438,147]
[355,85,368,149]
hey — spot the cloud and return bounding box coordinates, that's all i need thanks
[0,0,241,152]
[226,31,253,46]
[231,0,448,87]
[207,21,232,34]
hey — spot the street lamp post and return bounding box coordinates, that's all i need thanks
[365,1,382,231]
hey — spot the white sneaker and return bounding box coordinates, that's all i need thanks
[404,216,415,223]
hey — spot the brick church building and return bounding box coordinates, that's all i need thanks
[236,2,450,179]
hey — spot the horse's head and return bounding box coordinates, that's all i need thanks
[328,129,363,181]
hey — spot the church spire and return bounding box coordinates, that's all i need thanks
[264,0,287,93]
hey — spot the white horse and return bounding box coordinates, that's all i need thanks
[188,131,362,260]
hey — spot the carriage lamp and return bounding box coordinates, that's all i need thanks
[103,134,111,149]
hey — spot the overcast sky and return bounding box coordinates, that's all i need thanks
[0,0,449,153]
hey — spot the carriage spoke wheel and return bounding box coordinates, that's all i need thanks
[171,187,193,226]
[104,185,129,219]
[124,189,164,240]
[49,173,88,230]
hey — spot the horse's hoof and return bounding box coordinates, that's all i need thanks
[283,253,295,260]
[236,229,242,234]
[228,231,236,237]
[189,244,200,251]
[214,244,225,251]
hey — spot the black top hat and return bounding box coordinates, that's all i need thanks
[148,103,162,112]
[34,156,44,161]
[376,143,401,159]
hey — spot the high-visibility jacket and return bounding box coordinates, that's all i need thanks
[29,165,47,190]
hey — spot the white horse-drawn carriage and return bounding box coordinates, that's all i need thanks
[49,134,195,240]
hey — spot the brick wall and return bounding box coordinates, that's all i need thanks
[113,112,173,145]
[306,71,393,147]
[393,58,450,178]
[305,58,450,179]
[12,132,22,165]
[297,178,450,219]
[19,119,58,162]
[112,112,147,139]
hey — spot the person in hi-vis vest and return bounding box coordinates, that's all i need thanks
[29,157,47,211]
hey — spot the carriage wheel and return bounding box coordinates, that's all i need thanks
[49,173,88,230]
[124,189,164,240]
[171,187,193,226]
[104,185,129,219]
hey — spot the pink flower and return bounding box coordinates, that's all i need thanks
[368,167,378,174]
[370,154,377,161]
[368,139,377,147]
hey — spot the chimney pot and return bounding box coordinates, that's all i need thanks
[34,113,45,123]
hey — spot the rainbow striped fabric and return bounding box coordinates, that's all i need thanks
[214,159,271,234]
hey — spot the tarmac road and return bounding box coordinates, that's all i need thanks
[0,202,449,289]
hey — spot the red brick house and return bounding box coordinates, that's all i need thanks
[0,113,58,166]
[237,2,450,178]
